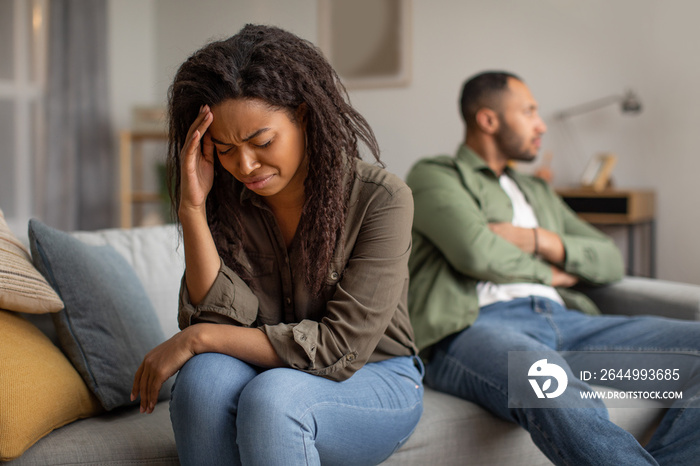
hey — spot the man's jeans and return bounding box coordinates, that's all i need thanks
[170,353,424,466]
[425,296,700,466]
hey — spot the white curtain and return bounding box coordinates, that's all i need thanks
[42,0,113,230]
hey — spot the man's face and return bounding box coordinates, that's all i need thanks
[494,78,547,162]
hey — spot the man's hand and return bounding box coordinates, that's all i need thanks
[488,223,566,264]
[488,223,578,288]
[551,266,579,288]
[488,223,536,254]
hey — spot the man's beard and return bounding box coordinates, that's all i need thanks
[495,118,537,162]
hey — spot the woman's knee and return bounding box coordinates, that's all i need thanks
[237,368,312,420]
[170,353,257,419]
[236,367,331,443]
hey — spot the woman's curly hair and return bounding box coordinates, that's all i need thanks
[166,24,381,295]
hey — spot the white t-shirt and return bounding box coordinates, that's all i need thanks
[476,173,564,308]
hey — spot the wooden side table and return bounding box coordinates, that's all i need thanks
[555,188,656,277]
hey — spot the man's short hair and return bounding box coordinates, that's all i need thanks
[459,71,522,127]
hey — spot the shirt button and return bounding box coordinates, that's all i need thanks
[330,271,339,280]
[346,354,355,361]
[286,297,291,305]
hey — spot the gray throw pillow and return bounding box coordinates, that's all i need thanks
[28,219,169,411]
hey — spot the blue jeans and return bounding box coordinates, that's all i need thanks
[170,353,424,466]
[425,297,700,466]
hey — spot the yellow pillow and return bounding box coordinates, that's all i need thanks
[0,310,103,461]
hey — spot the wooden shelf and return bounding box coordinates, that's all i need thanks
[555,188,655,225]
[119,129,168,228]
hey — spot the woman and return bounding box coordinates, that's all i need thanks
[131,24,423,465]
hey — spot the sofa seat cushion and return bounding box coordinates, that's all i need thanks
[383,387,666,465]
[5,386,666,465]
[6,404,178,466]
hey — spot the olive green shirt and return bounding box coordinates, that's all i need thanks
[407,146,624,352]
[178,160,417,382]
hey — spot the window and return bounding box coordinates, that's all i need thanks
[0,0,48,234]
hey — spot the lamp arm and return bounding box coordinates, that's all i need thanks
[554,94,623,120]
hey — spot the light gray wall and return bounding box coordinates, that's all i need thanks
[152,0,318,99]
[108,0,158,131]
[107,0,700,285]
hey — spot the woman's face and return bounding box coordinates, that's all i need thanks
[208,98,307,204]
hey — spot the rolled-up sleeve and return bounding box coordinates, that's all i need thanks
[261,183,414,382]
[177,258,259,330]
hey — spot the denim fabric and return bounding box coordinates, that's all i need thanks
[170,354,424,465]
[425,297,700,466]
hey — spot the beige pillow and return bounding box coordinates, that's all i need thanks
[0,210,63,313]
[0,310,103,461]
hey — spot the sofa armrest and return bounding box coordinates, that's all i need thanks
[581,277,700,321]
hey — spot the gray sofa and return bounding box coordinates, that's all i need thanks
[8,224,700,465]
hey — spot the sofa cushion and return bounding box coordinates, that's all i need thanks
[383,387,665,465]
[6,403,178,466]
[0,209,63,314]
[0,310,103,461]
[28,219,169,411]
[71,224,184,339]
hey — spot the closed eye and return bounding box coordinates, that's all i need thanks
[216,139,271,154]
[255,139,272,149]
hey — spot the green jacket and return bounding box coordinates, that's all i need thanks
[406,146,624,352]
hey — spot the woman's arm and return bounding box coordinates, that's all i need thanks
[133,106,273,413]
[131,324,283,414]
[179,206,220,305]
[178,105,220,304]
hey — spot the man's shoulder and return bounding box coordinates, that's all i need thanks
[410,154,459,170]
[406,154,463,187]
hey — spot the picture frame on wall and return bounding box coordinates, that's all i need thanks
[317,0,411,89]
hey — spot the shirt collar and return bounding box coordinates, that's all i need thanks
[238,182,269,210]
[455,144,515,178]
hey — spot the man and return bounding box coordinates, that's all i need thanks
[407,71,700,465]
